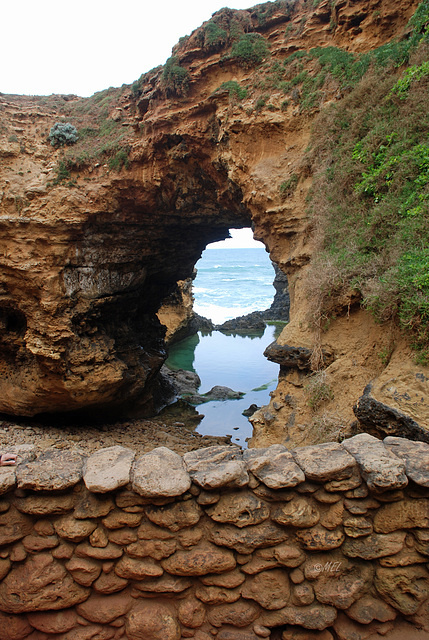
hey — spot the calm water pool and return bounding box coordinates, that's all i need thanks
[166,326,281,446]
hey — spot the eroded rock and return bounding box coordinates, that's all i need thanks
[161,541,236,576]
[244,445,305,488]
[132,447,191,497]
[17,450,84,491]
[84,446,135,493]
[126,601,181,640]
[342,434,408,492]
[183,446,248,489]
[0,552,90,612]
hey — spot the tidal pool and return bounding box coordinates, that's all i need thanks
[165,325,281,447]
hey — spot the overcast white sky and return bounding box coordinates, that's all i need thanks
[1,0,255,97]
[2,1,263,249]
[208,228,265,249]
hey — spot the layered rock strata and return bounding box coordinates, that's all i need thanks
[0,0,423,436]
[0,434,427,639]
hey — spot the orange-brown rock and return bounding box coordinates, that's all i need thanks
[26,609,79,634]
[162,541,236,576]
[240,568,291,609]
[0,611,33,640]
[126,601,181,640]
[76,592,132,624]
[0,0,423,446]
[0,552,90,612]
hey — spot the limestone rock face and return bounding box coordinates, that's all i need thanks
[0,0,421,430]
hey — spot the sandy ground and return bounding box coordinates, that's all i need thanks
[0,403,233,457]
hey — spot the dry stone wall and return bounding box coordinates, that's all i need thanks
[0,434,428,640]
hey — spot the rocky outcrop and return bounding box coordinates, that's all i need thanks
[216,311,267,335]
[262,262,290,322]
[0,0,424,438]
[0,434,427,638]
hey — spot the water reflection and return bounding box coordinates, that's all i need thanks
[164,325,282,447]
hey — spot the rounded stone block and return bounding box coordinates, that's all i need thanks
[292,443,357,483]
[84,446,135,493]
[16,450,84,491]
[244,445,305,488]
[183,446,248,489]
[132,447,191,498]
[126,601,181,640]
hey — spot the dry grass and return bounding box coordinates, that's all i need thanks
[305,411,346,444]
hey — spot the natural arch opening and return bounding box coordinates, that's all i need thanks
[159,227,290,446]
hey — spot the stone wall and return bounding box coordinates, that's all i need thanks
[0,434,428,640]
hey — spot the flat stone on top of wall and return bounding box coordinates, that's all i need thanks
[384,436,429,487]
[17,450,85,491]
[243,445,305,488]
[83,446,135,493]
[131,447,191,498]
[183,446,248,489]
[341,434,408,492]
[292,443,357,482]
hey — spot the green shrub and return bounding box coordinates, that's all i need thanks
[230,33,269,68]
[305,6,429,356]
[390,60,429,98]
[49,122,78,147]
[255,95,268,110]
[162,56,190,95]
[108,148,130,171]
[204,21,227,49]
[53,160,71,185]
[254,0,293,26]
[218,81,248,100]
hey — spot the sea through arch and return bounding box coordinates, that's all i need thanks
[162,227,290,446]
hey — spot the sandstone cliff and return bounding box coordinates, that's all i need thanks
[0,0,427,446]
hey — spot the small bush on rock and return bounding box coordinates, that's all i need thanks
[49,122,78,147]
[230,33,269,68]
[162,56,190,96]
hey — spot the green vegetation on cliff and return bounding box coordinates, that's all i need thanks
[307,0,429,360]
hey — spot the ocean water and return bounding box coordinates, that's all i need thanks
[193,247,275,323]
[164,247,283,446]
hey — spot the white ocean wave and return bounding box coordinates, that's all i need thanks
[194,302,266,324]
